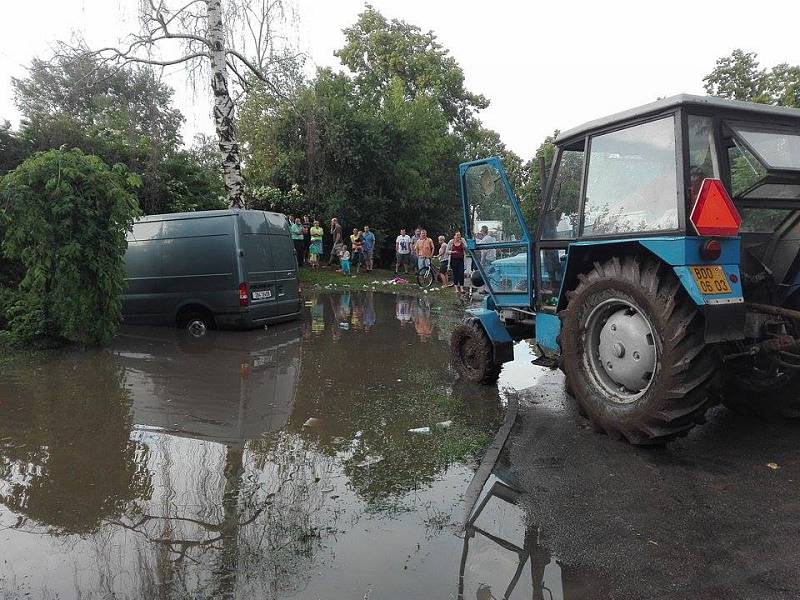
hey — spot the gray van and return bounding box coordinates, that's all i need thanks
[122,209,301,335]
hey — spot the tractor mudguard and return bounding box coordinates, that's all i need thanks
[556,236,745,343]
[465,308,515,365]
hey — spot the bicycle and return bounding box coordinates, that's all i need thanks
[417,257,450,289]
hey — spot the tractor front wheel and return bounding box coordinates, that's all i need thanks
[561,256,718,445]
[451,322,502,384]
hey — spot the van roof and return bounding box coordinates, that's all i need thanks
[137,209,285,222]
[556,94,800,146]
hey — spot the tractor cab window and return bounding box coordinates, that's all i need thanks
[687,115,717,202]
[582,116,679,236]
[541,147,584,239]
[464,163,525,242]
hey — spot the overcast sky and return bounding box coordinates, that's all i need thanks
[1,0,798,160]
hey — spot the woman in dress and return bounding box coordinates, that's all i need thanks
[449,231,466,296]
[309,220,324,269]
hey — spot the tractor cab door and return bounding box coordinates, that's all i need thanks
[460,158,532,307]
[536,145,585,311]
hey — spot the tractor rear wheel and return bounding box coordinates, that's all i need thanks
[451,322,502,384]
[561,255,718,445]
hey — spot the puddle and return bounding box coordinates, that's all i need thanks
[460,449,612,600]
[0,291,513,599]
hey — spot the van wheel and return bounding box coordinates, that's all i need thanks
[179,310,214,338]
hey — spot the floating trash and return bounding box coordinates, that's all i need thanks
[408,427,431,435]
[302,417,321,428]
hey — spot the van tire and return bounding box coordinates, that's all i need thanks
[560,255,717,445]
[178,309,214,338]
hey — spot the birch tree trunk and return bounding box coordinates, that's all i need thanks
[207,0,245,209]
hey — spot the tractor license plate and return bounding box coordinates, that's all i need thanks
[690,265,731,295]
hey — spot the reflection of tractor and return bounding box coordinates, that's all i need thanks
[451,95,800,444]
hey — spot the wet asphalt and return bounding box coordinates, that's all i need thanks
[502,359,800,599]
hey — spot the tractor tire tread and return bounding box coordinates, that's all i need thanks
[560,254,717,445]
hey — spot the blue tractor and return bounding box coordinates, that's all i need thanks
[450,94,800,444]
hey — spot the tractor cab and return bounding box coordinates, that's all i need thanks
[454,95,800,445]
[461,95,800,315]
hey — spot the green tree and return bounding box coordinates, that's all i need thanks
[10,53,224,215]
[0,149,140,345]
[704,49,800,108]
[336,5,488,131]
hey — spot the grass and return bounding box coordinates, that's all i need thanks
[299,265,459,302]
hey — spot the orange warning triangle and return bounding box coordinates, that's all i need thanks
[690,179,741,237]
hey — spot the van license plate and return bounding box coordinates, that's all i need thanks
[252,290,272,300]
[690,266,731,295]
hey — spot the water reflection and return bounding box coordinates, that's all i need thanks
[0,292,502,599]
[459,451,611,599]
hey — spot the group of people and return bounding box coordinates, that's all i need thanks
[395,227,469,295]
[287,215,375,273]
[328,218,376,276]
[288,215,494,297]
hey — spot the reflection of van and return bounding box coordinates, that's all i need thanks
[115,324,302,444]
[122,210,301,335]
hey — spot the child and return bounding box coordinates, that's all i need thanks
[340,248,351,275]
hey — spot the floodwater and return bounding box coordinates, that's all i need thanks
[4,290,793,599]
[0,291,563,600]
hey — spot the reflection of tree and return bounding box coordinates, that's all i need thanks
[89,431,336,599]
[0,352,151,534]
[293,294,504,506]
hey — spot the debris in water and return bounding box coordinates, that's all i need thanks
[355,455,384,468]
[303,418,321,428]
[767,462,780,470]
[408,427,431,435]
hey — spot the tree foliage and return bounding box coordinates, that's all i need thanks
[0,149,140,345]
[239,6,525,256]
[704,49,800,108]
[7,53,224,215]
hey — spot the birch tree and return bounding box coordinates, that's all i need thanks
[75,0,302,208]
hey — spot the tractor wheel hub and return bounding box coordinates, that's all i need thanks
[597,308,656,393]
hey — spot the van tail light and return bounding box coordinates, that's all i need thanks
[701,239,722,261]
[690,179,741,237]
[239,282,249,306]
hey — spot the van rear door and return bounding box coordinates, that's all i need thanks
[239,213,278,320]
[269,231,301,315]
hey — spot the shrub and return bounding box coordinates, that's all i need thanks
[0,148,140,345]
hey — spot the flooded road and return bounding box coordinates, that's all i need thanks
[0,291,508,600]
[2,290,800,599]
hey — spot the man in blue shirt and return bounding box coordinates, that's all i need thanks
[362,225,376,272]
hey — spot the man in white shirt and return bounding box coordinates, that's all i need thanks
[477,225,497,266]
[395,228,412,274]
